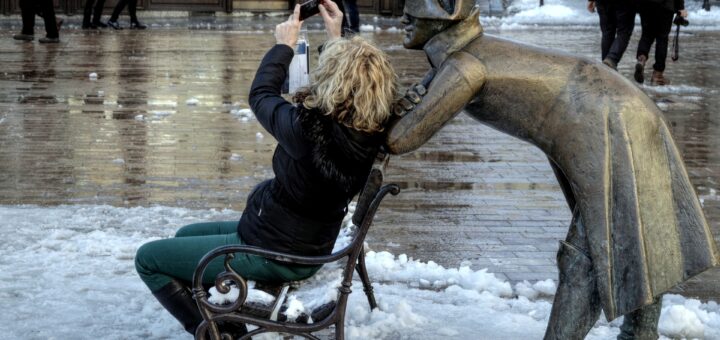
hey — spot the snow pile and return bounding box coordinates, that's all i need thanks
[230,108,254,122]
[685,4,720,29]
[1,204,720,339]
[641,84,704,95]
[659,294,720,339]
[364,251,513,297]
[483,0,596,29]
[208,281,276,306]
[515,279,557,299]
[481,0,720,29]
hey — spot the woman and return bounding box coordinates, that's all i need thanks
[106,0,146,30]
[634,0,688,84]
[134,1,397,336]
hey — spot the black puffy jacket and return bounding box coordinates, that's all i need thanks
[239,44,383,257]
[639,0,684,12]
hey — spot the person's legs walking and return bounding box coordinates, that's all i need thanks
[108,0,127,29]
[651,9,675,85]
[596,0,618,62]
[635,7,654,83]
[37,0,59,42]
[92,0,108,28]
[605,1,636,65]
[128,0,147,29]
[14,0,36,40]
[83,0,95,28]
[343,0,360,34]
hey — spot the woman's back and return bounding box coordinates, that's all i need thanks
[242,36,397,256]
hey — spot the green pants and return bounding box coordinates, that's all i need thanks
[135,221,321,292]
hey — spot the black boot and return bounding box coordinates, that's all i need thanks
[93,20,108,28]
[107,20,122,30]
[152,279,204,335]
[130,20,147,29]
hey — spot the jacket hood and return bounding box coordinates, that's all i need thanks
[297,105,383,194]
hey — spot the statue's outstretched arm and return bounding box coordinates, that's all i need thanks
[386,52,487,154]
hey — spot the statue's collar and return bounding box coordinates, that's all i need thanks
[423,10,483,68]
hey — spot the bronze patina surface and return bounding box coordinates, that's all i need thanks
[388,0,720,337]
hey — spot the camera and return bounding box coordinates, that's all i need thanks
[299,0,322,20]
[674,15,689,27]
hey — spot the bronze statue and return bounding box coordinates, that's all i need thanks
[387,0,719,338]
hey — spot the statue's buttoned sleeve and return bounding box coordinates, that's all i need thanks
[386,51,487,154]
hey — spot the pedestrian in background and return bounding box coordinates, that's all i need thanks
[330,0,359,35]
[13,0,61,43]
[587,0,637,70]
[83,0,108,29]
[634,0,688,85]
[343,0,360,34]
[107,0,147,30]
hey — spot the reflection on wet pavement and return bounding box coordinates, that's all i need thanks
[0,23,718,298]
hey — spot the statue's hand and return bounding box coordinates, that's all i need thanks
[393,83,427,116]
[392,69,436,117]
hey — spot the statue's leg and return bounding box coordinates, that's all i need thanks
[617,297,662,340]
[544,209,601,340]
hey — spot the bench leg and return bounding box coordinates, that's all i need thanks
[335,313,346,340]
[355,247,378,310]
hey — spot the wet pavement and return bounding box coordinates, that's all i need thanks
[1,16,719,300]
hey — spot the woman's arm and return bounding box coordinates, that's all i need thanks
[248,6,310,159]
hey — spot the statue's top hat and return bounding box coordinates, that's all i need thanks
[404,0,475,20]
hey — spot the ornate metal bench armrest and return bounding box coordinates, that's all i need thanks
[191,245,350,310]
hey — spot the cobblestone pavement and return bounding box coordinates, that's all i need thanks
[1,16,719,299]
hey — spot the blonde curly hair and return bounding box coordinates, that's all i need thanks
[298,36,398,133]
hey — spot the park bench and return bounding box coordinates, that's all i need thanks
[191,153,399,340]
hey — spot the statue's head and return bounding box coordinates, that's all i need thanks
[402,0,475,49]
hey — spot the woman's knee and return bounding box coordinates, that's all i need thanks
[135,240,161,276]
[174,223,203,237]
[175,221,238,237]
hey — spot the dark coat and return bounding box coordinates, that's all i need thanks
[239,44,383,257]
[639,0,684,12]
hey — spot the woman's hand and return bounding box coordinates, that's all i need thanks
[319,0,343,40]
[679,9,688,18]
[587,0,595,13]
[275,4,302,47]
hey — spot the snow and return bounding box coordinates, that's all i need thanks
[230,108,254,122]
[89,72,99,80]
[515,279,556,300]
[479,0,720,30]
[641,84,704,94]
[2,204,720,339]
[341,1,720,33]
[186,97,200,106]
